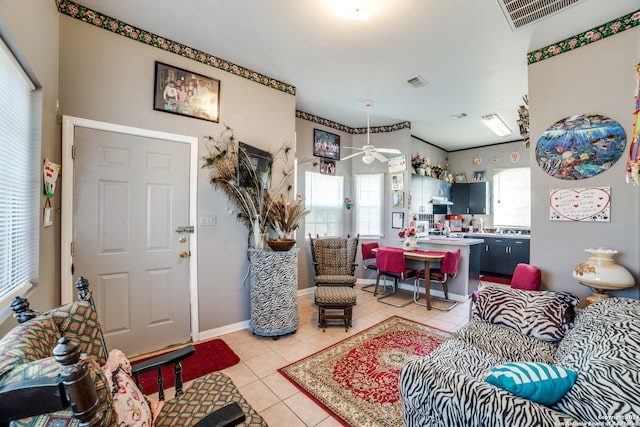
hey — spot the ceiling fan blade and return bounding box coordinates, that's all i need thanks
[340,151,365,161]
[373,152,389,162]
[343,146,363,150]
[375,148,402,154]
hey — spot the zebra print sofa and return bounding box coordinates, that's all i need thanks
[399,286,640,427]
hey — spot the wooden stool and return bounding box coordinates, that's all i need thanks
[314,286,357,332]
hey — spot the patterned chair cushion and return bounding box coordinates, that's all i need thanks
[155,371,267,426]
[0,317,60,377]
[552,298,640,424]
[315,286,357,305]
[313,237,358,277]
[473,285,579,344]
[314,274,357,286]
[49,301,107,365]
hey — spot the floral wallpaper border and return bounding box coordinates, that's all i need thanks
[527,10,640,65]
[55,0,296,96]
[296,110,411,134]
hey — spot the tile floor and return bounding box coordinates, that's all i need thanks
[213,285,472,426]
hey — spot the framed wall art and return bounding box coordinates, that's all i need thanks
[392,212,404,229]
[391,173,404,191]
[313,129,341,160]
[319,159,336,176]
[549,187,610,222]
[153,61,220,122]
[392,191,404,208]
[472,170,485,182]
[454,172,467,183]
[239,142,271,189]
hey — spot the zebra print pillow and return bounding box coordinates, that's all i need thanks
[473,285,579,344]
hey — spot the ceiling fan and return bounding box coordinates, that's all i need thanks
[341,99,401,164]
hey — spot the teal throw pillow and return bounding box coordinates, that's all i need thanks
[486,362,578,406]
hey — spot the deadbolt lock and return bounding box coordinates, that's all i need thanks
[179,251,190,259]
[179,236,187,243]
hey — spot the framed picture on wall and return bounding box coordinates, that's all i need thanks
[239,142,271,189]
[392,191,404,208]
[391,173,404,190]
[392,212,404,229]
[313,129,341,160]
[472,170,486,182]
[153,61,220,122]
[319,159,336,176]
[454,172,467,183]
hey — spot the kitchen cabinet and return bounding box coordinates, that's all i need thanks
[480,237,530,276]
[410,174,451,214]
[450,182,490,215]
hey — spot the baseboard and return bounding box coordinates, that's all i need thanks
[198,319,250,342]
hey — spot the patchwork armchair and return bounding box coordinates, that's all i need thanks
[0,277,267,427]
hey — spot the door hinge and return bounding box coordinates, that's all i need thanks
[70,242,74,256]
[71,144,75,160]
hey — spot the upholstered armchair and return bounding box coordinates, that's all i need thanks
[309,235,359,286]
[0,277,267,427]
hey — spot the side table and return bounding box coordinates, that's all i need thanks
[248,248,300,338]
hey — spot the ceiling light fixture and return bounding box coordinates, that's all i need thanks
[362,152,375,164]
[333,0,380,22]
[482,114,512,137]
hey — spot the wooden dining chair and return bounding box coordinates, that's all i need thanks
[414,249,461,310]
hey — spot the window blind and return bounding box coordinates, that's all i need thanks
[305,171,343,237]
[0,36,40,306]
[355,174,383,237]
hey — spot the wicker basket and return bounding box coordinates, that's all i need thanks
[267,239,296,251]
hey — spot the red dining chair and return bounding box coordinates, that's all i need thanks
[414,249,461,310]
[361,241,379,293]
[373,247,421,307]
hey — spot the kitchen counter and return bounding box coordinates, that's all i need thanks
[417,237,484,245]
[464,232,530,239]
[410,238,483,305]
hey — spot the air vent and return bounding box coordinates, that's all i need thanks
[497,0,586,30]
[407,75,427,88]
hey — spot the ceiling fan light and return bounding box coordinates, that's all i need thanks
[362,153,375,164]
[482,114,512,137]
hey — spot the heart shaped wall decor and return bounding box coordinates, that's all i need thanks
[549,187,610,222]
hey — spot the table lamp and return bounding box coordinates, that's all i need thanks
[572,248,635,305]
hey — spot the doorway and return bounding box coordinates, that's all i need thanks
[61,116,199,356]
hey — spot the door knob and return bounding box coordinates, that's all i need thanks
[179,251,190,259]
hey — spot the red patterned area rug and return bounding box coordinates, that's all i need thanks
[278,316,450,427]
[132,338,240,394]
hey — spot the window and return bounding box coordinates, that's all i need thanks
[355,174,383,237]
[493,167,530,227]
[305,171,343,237]
[0,34,41,313]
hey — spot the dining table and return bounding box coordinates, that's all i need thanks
[371,247,446,309]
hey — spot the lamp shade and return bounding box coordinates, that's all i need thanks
[572,248,635,291]
[362,152,375,164]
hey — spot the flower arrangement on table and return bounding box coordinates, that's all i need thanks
[399,227,418,251]
[202,126,316,251]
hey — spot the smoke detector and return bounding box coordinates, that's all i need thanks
[406,75,428,88]
[497,0,586,30]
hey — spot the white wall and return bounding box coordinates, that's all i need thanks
[528,26,640,303]
[58,15,296,331]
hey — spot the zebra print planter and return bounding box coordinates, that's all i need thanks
[248,249,300,338]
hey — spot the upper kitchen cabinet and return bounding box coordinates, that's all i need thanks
[410,174,452,214]
[450,182,490,215]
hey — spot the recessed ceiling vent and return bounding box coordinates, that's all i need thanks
[497,0,586,30]
[407,75,427,88]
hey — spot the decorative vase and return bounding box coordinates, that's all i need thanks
[572,248,635,305]
[403,236,418,251]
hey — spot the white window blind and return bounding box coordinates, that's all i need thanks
[0,36,40,308]
[493,167,531,227]
[355,174,383,237]
[305,171,343,237]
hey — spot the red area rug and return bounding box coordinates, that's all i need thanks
[132,339,240,394]
[278,316,450,426]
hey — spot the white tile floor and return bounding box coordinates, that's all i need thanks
[213,285,472,426]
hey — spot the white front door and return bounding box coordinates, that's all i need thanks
[61,117,199,356]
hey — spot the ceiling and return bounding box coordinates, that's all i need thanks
[72,0,639,151]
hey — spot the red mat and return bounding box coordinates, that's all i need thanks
[132,339,240,394]
[480,275,511,285]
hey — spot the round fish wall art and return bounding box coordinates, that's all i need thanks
[535,114,626,180]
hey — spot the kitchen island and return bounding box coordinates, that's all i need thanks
[413,237,484,303]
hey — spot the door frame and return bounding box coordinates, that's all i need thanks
[61,115,200,343]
